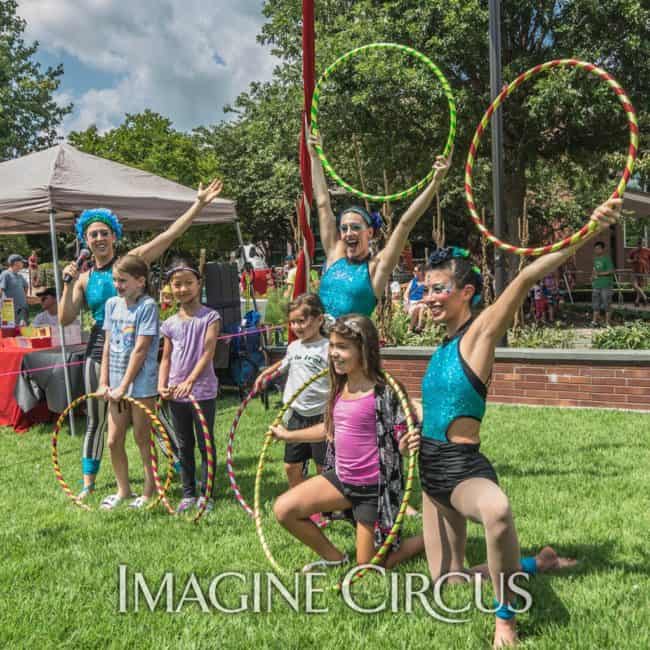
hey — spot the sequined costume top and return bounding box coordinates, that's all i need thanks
[422,320,486,441]
[318,257,377,318]
[85,258,117,361]
[86,258,116,326]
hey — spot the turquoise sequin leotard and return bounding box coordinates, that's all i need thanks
[422,321,487,441]
[85,258,117,361]
[318,257,377,318]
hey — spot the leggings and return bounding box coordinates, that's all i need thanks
[81,358,107,476]
[168,399,216,498]
[81,358,181,476]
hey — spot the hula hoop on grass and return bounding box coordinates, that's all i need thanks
[465,58,639,257]
[151,394,215,522]
[226,368,283,517]
[52,393,174,512]
[310,42,456,203]
[254,369,418,589]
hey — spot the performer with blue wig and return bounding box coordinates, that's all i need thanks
[308,134,451,319]
[58,179,224,499]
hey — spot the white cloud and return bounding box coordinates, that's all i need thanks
[18,0,278,133]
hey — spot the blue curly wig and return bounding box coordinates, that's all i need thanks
[75,208,123,243]
[337,206,383,232]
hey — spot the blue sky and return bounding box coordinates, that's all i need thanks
[19,0,277,134]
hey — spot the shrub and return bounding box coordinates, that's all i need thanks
[592,321,650,350]
[508,323,577,349]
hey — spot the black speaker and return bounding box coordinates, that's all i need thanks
[205,262,241,369]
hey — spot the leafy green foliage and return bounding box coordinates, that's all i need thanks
[68,111,235,257]
[0,0,72,161]
[592,320,650,350]
[508,323,578,349]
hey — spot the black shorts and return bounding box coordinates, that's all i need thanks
[322,469,378,525]
[419,437,498,511]
[283,411,327,465]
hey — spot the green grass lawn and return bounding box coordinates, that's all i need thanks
[2,398,649,649]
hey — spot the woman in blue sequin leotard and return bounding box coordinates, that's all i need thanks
[308,134,451,319]
[415,198,621,648]
[58,179,225,499]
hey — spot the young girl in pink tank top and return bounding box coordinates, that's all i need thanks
[271,315,422,572]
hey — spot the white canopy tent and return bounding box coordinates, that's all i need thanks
[0,144,243,434]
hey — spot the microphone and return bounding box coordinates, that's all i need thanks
[63,249,91,283]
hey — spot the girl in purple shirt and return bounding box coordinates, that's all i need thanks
[271,315,422,572]
[158,258,221,514]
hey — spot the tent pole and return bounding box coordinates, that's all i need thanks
[49,209,77,436]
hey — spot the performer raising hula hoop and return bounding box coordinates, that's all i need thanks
[308,133,451,319]
[270,315,421,572]
[158,257,221,515]
[58,178,224,500]
[415,198,620,648]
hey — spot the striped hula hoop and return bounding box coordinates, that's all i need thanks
[51,393,174,512]
[254,369,418,589]
[311,42,456,203]
[226,367,283,517]
[151,394,216,522]
[465,58,638,256]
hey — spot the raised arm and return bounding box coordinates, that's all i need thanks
[130,178,223,264]
[307,132,338,258]
[372,154,451,296]
[464,198,621,377]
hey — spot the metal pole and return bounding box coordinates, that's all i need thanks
[49,209,77,436]
[489,0,507,345]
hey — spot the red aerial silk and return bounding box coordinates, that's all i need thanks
[293,0,316,301]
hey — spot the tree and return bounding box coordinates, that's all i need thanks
[0,0,71,160]
[69,111,234,258]
[232,0,650,253]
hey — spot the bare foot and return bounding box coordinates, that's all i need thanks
[406,504,420,517]
[493,618,518,648]
[535,546,577,572]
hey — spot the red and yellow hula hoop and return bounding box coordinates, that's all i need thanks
[52,392,174,511]
[151,394,216,522]
[465,59,638,256]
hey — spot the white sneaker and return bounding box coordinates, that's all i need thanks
[302,553,349,573]
[176,497,196,514]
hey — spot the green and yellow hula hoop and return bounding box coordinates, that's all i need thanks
[465,58,638,257]
[52,392,174,512]
[311,42,456,203]
[254,370,418,589]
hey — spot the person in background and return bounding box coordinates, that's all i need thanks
[32,287,80,336]
[404,265,428,333]
[0,254,29,325]
[28,250,39,292]
[628,239,650,307]
[284,255,297,298]
[591,241,615,327]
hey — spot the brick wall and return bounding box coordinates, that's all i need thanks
[270,347,650,412]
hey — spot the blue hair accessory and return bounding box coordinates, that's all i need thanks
[337,206,382,231]
[75,208,123,243]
